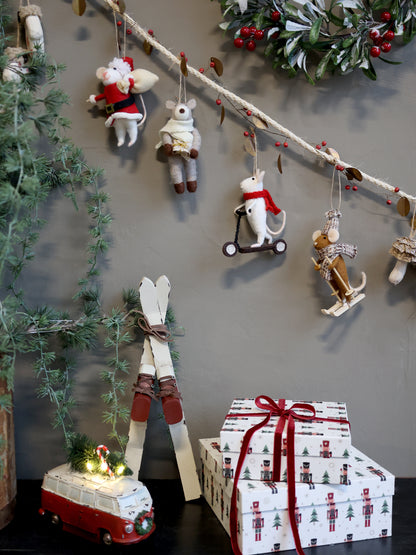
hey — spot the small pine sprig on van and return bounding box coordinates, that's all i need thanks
[67,433,132,477]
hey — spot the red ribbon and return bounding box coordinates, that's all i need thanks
[228,396,350,555]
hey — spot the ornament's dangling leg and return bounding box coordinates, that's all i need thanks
[127,120,138,147]
[114,120,126,147]
[168,156,185,194]
[185,158,197,193]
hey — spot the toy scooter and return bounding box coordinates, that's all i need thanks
[222,208,287,257]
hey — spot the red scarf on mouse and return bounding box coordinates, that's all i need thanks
[243,190,281,215]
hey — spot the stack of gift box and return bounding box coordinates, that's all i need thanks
[199,397,394,554]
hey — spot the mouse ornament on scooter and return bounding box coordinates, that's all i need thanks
[222,169,287,257]
[312,209,366,317]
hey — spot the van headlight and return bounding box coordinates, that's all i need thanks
[124,523,134,534]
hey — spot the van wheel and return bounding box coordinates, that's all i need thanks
[101,531,113,546]
[50,513,61,527]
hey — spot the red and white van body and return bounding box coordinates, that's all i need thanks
[40,464,155,545]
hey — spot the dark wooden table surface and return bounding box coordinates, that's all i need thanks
[0,478,414,554]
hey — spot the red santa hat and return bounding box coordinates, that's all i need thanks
[123,56,134,72]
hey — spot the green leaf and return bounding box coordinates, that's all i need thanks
[284,3,300,17]
[315,49,333,80]
[309,17,323,45]
[371,0,390,10]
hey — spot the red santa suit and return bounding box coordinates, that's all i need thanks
[94,79,142,128]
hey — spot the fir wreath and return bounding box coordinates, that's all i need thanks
[215,0,416,82]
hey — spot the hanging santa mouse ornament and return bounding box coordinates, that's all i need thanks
[87,56,158,147]
[312,209,366,317]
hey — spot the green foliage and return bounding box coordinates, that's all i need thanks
[0,0,111,454]
[67,433,132,476]
[215,0,416,81]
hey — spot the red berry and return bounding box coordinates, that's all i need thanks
[283,142,288,148]
[369,29,380,41]
[254,29,264,40]
[352,185,358,191]
[244,131,249,137]
[117,20,122,27]
[345,185,351,190]
[240,26,251,38]
[234,37,244,48]
[148,29,154,36]
[316,144,321,150]
[216,99,222,105]
[272,31,280,39]
[275,141,281,147]
[322,140,327,146]
[249,26,257,36]
[199,67,204,73]
[271,10,281,21]
[394,187,400,192]
[381,41,392,53]
[180,51,185,57]
[210,61,215,68]
[386,199,392,205]
[336,164,345,171]
[250,133,255,138]
[381,11,392,23]
[127,29,132,35]
[246,110,252,116]
[370,46,381,57]
[246,40,256,51]
[384,30,395,41]
[373,36,383,46]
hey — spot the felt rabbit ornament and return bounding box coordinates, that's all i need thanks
[87,57,158,147]
[234,168,286,247]
[156,98,201,194]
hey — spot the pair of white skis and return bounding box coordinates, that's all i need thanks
[125,276,201,501]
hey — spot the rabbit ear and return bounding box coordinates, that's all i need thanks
[258,169,265,182]
[165,100,176,110]
[312,230,321,242]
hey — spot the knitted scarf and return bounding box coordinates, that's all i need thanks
[316,243,357,280]
[243,190,281,215]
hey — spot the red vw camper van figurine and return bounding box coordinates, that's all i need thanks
[39,464,155,545]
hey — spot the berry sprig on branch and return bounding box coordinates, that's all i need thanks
[215,0,416,82]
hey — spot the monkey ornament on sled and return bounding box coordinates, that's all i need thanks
[312,209,366,317]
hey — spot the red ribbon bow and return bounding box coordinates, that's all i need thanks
[228,396,350,555]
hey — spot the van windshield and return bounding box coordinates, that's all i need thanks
[118,494,140,511]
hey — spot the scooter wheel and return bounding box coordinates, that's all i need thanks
[273,239,287,255]
[222,242,238,257]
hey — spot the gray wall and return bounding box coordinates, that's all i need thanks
[13,0,416,480]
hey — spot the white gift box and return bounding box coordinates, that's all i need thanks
[220,397,351,485]
[200,438,394,554]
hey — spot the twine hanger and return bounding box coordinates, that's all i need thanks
[330,165,342,213]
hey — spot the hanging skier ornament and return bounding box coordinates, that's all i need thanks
[312,209,366,317]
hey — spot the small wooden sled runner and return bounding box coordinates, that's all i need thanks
[312,256,366,317]
[125,276,201,501]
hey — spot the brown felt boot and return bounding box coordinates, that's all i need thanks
[186,180,197,193]
[174,182,185,194]
[158,376,183,425]
[131,373,157,422]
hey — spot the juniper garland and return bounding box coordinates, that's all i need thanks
[0,0,112,458]
[214,0,416,82]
